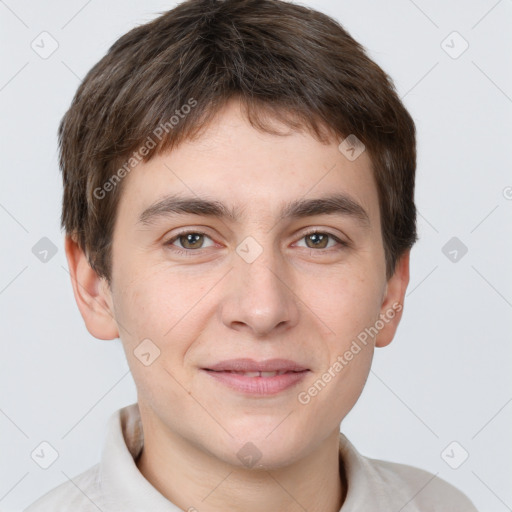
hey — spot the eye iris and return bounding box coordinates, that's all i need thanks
[306,233,328,249]
[180,233,203,249]
[175,233,332,250]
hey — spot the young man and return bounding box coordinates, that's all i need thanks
[25,0,478,510]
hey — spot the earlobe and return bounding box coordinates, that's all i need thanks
[64,235,119,340]
[375,250,411,348]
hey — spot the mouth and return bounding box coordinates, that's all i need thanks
[201,358,310,396]
[208,370,294,377]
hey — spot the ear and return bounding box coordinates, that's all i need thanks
[375,250,410,348]
[64,235,119,340]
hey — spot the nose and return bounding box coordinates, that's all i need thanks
[220,245,300,337]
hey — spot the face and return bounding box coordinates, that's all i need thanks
[76,99,409,469]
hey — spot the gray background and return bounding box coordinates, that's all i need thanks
[1,0,511,510]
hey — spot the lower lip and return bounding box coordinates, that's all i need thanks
[203,370,309,396]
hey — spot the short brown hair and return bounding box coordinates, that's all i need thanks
[59,0,417,283]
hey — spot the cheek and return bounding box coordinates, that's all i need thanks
[111,271,205,407]
[299,266,384,344]
[112,267,218,357]
[331,346,374,421]
[294,342,374,444]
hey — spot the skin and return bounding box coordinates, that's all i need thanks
[66,98,410,512]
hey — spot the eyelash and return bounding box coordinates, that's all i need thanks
[164,229,349,257]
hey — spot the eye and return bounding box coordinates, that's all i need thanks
[295,230,348,250]
[166,231,216,252]
[163,229,348,257]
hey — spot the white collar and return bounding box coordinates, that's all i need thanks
[95,403,458,511]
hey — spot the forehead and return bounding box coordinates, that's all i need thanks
[116,100,380,228]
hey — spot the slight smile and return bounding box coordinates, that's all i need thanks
[202,358,310,396]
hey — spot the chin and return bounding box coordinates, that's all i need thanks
[207,427,308,470]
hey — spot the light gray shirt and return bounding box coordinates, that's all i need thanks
[24,403,478,511]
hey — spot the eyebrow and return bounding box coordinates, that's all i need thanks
[138,193,370,228]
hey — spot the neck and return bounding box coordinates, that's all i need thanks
[135,415,345,512]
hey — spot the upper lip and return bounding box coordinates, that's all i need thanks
[204,358,309,372]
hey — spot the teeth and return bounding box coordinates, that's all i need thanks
[243,371,261,378]
[226,370,289,377]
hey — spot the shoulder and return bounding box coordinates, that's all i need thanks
[23,464,102,512]
[339,435,478,511]
[367,457,479,511]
